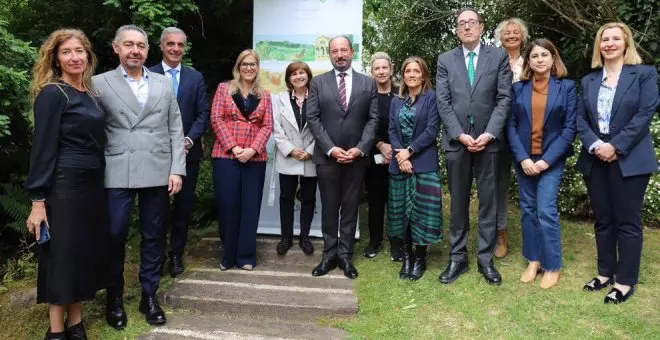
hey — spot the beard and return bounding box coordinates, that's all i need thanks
[331,59,352,72]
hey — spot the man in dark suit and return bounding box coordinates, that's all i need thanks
[150,27,210,278]
[306,35,379,279]
[436,8,512,285]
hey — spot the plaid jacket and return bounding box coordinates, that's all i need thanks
[210,82,273,161]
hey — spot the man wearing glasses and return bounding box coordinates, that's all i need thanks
[436,8,512,285]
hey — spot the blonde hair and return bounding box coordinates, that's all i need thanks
[370,51,394,84]
[494,18,530,47]
[591,22,642,68]
[30,29,98,102]
[519,38,568,81]
[398,56,432,98]
[228,49,265,98]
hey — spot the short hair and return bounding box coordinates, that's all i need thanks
[114,24,148,45]
[328,35,353,51]
[398,56,433,98]
[284,61,313,91]
[494,18,530,47]
[591,22,642,68]
[159,27,187,46]
[370,51,393,68]
[519,38,568,81]
[456,8,482,24]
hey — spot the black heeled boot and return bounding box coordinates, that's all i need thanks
[399,237,413,279]
[390,237,403,262]
[44,329,67,340]
[409,245,427,281]
[65,321,87,340]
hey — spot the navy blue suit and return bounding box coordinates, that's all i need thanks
[576,65,659,285]
[150,63,210,257]
[508,77,576,270]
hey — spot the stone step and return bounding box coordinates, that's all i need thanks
[160,277,357,319]
[188,238,324,267]
[183,267,355,290]
[138,314,348,340]
[194,258,326,275]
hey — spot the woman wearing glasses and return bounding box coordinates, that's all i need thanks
[210,49,273,271]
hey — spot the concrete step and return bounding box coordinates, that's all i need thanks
[160,276,357,319]
[183,267,355,291]
[188,238,324,267]
[138,314,348,340]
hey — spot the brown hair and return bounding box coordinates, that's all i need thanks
[591,22,642,68]
[30,29,98,102]
[398,56,433,98]
[284,61,313,91]
[228,49,265,98]
[519,38,568,81]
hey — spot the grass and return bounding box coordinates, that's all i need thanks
[1,201,659,339]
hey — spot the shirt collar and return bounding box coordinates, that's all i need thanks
[462,43,481,58]
[162,61,182,73]
[334,67,353,77]
[290,89,309,100]
[120,65,149,81]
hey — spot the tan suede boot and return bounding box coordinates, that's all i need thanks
[495,229,509,258]
[540,271,561,289]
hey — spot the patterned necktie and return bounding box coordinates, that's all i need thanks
[168,68,179,97]
[468,51,476,86]
[338,72,347,111]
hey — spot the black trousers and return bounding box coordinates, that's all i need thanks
[365,162,389,247]
[585,159,649,286]
[279,174,317,239]
[317,159,368,260]
[169,161,200,257]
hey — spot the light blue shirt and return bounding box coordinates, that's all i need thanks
[162,61,181,84]
[120,66,150,109]
[589,69,618,153]
[462,43,481,69]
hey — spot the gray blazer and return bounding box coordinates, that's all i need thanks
[93,66,186,188]
[436,45,512,152]
[272,91,316,177]
[306,69,379,165]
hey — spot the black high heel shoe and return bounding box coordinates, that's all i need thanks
[604,286,635,304]
[583,277,614,291]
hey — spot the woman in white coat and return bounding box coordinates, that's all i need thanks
[273,61,317,255]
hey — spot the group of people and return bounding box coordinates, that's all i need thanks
[21,6,658,340]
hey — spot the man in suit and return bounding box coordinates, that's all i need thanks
[436,8,512,285]
[306,35,379,279]
[149,27,210,278]
[93,25,186,328]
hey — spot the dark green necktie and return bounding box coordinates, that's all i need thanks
[468,51,476,86]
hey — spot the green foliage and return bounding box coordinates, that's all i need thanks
[0,184,30,236]
[2,241,36,284]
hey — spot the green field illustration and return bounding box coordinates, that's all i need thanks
[255,34,360,62]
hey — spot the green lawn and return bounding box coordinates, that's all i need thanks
[1,201,659,339]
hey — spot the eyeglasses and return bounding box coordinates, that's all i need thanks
[240,62,258,69]
[457,19,480,28]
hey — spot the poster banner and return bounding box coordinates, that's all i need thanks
[254,0,364,237]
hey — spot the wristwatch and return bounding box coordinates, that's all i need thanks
[406,146,414,155]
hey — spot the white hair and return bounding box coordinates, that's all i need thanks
[159,27,187,46]
[113,24,149,45]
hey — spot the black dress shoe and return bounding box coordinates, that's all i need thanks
[583,277,613,291]
[169,254,185,278]
[339,258,358,279]
[139,292,167,325]
[276,237,293,255]
[311,258,337,277]
[105,294,127,330]
[363,243,383,258]
[604,286,635,304]
[299,237,314,255]
[65,321,88,340]
[478,263,502,285]
[408,246,427,281]
[44,330,67,340]
[439,261,469,284]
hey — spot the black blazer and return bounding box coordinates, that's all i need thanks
[576,64,659,177]
[149,63,210,162]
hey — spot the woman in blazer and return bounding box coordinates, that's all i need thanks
[210,49,273,271]
[507,38,576,289]
[577,22,659,303]
[273,61,317,255]
[387,56,442,281]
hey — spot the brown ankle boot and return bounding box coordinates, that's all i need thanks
[495,229,509,258]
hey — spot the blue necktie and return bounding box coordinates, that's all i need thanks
[168,68,179,97]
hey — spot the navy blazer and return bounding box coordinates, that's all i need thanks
[388,89,440,174]
[149,63,210,162]
[576,65,659,177]
[507,77,577,167]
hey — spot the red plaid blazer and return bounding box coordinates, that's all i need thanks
[210,82,273,161]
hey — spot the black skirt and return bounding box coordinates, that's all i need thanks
[37,166,110,305]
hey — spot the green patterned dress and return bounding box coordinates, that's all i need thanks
[387,101,443,246]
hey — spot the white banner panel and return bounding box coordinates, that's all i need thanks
[254,0,364,238]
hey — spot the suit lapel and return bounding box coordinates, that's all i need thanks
[111,66,142,115]
[177,66,188,101]
[588,71,603,124]
[609,67,635,121]
[453,48,472,95]
[543,77,560,124]
[471,46,491,94]
[346,72,361,113]
[522,81,533,124]
[135,73,163,126]
[326,70,344,111]
[280,93,300,130]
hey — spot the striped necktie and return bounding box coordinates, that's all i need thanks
[338,72,347,111]
[468,51,476,86]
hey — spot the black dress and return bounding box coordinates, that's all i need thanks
[24,82,109,305]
